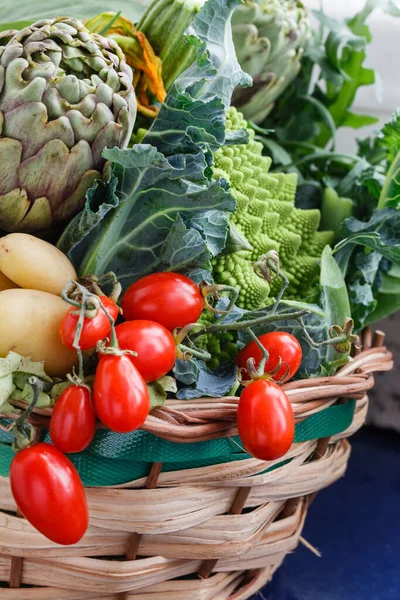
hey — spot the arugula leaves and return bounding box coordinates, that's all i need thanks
[59,0,251,288]
[335,208,400,329]
[377,110,400,208]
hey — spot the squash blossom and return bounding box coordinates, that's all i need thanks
[85,12,166,119]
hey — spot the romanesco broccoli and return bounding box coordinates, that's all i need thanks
[196,309,239,371]
[211,108,334,310]
[196,108,333,366]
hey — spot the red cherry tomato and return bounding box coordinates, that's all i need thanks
[93,354,150,433]
[59,296,119,351]
[50,385,96,453]
[121,272,203,331]
[10,442,89,545]
[115,320,176,383]
[237,379,295,461]
[237,331,302,384]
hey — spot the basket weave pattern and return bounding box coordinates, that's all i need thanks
[0,330,393,599]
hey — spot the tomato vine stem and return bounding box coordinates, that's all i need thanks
[12,377,53,452]
[189,308,311,341]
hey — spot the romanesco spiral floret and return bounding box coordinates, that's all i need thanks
[211,107,334,309]
[195,310,239,371]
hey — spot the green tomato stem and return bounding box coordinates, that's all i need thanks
[201,284,240,319]
[190,308,311,341]
[12,377,54,451]
[247,328,270,375]
[272,270,290,314]
[296,316,357,353]
[62,280,119,374]
[177,343,212,362]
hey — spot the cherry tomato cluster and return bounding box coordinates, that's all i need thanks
[10,272,203,546]
[56,271,202,438]
[10,271,303,546]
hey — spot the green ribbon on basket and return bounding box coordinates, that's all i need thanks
[0,400,355,486]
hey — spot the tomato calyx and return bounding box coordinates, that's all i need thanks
[66,371,92,394]
[238,356,290,387]
[329,318,361,354]
[172,324,212,362]
[96,308,139,359]
[62,280,120,322]
[199,281,239,315]
[97,337,138,358]
[238,329,290,387]
[78,271,122,305]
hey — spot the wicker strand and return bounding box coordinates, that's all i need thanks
[126,462,163,560]
[198,487,252,579]
[363,327,373,350]
[372,330,385,348]
[117,463,164,600]
[9,557,23,588]
[9,506,25,588]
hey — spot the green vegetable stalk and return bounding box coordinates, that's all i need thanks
[321,188,354,240]
[138,0,311,124]
[137,0,206,91]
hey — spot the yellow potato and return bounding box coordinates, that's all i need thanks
[0,289,78,378]
[0,233,77,296]
[0,271,19,292]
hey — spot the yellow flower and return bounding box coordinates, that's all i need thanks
[86,12,166,118]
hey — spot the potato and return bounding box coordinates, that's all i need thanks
[0,233,77,296]
[0,271,19,292]
[0,289,78,378]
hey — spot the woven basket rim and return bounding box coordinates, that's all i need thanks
[0,332,393,444]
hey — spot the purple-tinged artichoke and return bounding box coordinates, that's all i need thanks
[0,17,137,233]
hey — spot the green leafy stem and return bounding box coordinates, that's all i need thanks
[182,251,359,360]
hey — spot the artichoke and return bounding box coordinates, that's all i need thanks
[0,17,137,233]
[231,0,311,124]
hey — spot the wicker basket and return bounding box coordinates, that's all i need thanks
[0,328,393,599]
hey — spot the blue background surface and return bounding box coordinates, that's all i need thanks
[251,427,400,600]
